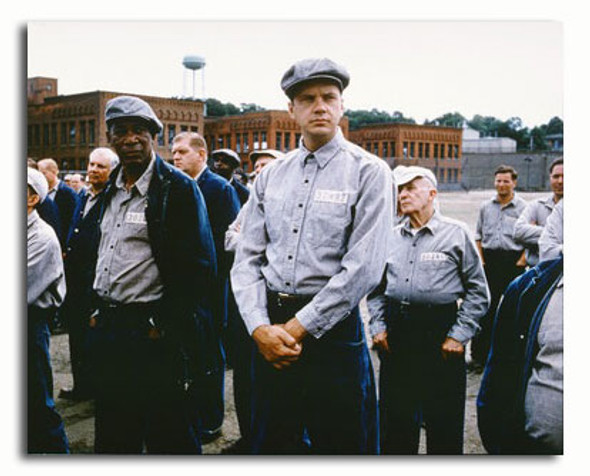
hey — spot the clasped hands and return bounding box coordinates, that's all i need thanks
[252,317,307,370]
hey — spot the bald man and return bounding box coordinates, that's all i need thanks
[37,158,79,251]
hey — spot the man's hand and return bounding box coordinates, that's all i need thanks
[282,317,308,344]
[441,337,464,360]
[372,331,390,353]
[516,251,527,268]
[252,324,302,370]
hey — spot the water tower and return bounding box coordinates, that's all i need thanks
[182,55,206,108]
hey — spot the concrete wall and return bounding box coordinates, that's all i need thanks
[461,152,562,191]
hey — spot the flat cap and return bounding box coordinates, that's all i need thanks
[393,165,438,188]
[249,149,283,164]
[211,148,241,168]
[281,58,350,99]
[105,95,163,134]
[28,167,49,203]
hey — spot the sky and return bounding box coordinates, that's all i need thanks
[27,20,562,129]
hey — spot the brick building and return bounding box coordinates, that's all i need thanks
[204,111,349,172]
[348,123,463,186]
[27,77,205,172]
[27,77,462,185]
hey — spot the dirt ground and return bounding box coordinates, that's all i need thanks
[48,190,549,455]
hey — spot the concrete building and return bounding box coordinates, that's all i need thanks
[461,126,517,154]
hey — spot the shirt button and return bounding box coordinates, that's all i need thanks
[286,282,291,286]
[288,255,293,260]
[298,204,303,208]
[74,228,79,233]
[293,229,298,233]
[304,179,309,184]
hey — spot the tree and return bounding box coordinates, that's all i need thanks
[424,112,466,128]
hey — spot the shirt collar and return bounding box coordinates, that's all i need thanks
[298,127,345,169]
[400,210,440,237]
[115,153,155,196]
[194,165,208,182]
[493,193,518,207]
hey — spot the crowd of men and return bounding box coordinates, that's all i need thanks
[26,57,564,456]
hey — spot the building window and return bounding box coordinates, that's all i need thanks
[89,120,95,144]
[51,123,57,145]
[403,142,408,159]
[284,132,291,151]
[181,125,188,132]
[440,143,445,159]
[448,144,453,159]
[80,121,87,145]
[434,144,439,159]
[254,132,260,149]
[425,143,430,158]
[244,134,249,152]
[236,133,242,153]
[418,143,423,158]
[43,124,49,146]
[410,142,415,158]
[262,131,268,149]
[191,126,199,132]
[296,133,302,147]
[69,122,76,145]
[168,125,176,145]
[79,157,87,171]
[158,128,165,146]
[454,145,459,160]
[383,142,389,157]
[276,132,282,150]
[225,134,231,148]
[61,123,68,145]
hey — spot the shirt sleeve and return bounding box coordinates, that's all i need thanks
[513,200,544,246]
[224,201,247,253]
[366,271,389,337]
[539,200,563,261]
[447,229,491,344]
[230,175,271,335]
[295,160,394,338]
[474,203,484,242]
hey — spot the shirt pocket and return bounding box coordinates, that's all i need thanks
[415,257,453,294]
[502,215,518,237]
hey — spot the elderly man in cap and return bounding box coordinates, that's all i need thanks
[211,148,250,206]
[171,131,241,442]
[231,58,393,454]
[58,148,119,402]
[27,167,69,453]
[367,166,489,454]
[86,96,217,454]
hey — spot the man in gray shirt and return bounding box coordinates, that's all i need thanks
[27,167,69,453]
[231,57,393,454]
[472,165,527,370]
[368,166,489,454]
[514,158,563,267]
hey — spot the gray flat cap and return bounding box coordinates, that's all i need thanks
[28,167,49,203]
[249,149,283,164]
[105,95,163,134]
[211,148,241,168]
[281,58,350,99]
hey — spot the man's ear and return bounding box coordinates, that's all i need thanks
[287,101,295,119]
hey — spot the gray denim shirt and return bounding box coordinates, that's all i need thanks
[93,156,164,304]
[514,195,558,266]
[367,212,490,344]
[475,194,527,252]
[230,128,394,338]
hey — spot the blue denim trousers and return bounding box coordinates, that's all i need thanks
[249,292,379,454]
[28,306,69,454]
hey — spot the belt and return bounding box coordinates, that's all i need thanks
[389,299,457,316]
[267,290,314,308]
[93,299,163,333]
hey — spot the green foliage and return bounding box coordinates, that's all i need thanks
[345,109,416,130]
[205,98,265,117]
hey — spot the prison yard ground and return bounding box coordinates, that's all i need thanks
[50,190,548,454]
